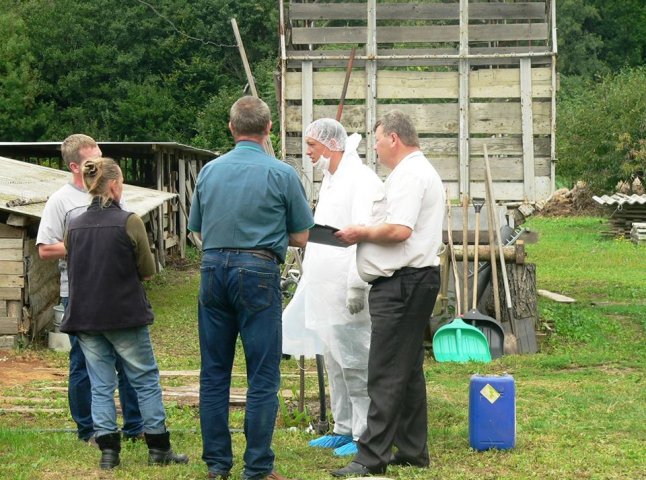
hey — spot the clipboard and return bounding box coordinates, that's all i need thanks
[308,224,349,248]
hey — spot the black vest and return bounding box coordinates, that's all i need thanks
[61,199,154,333]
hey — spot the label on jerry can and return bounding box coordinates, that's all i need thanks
[480,383,501,404]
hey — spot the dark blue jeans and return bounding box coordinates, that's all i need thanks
[198,249,282,480]
[63,297,144,440]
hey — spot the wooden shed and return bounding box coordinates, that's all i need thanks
[278,0,557,204]
[0,156,176,349]
[0,142,217,259]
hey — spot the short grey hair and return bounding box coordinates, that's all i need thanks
[374,110,420,148]
[229,96,271,136]
[61,134,98,168]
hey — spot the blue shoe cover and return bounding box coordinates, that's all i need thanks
[309,434,352,448]
[333,441,358,457]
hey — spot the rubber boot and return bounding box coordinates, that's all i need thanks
[95,432,121,470]
[145,431,189,466]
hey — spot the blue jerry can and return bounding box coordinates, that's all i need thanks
[469,374,516,451]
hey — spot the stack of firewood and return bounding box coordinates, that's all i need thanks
[630,222,646,245]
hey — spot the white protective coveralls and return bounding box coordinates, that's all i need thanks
[283,132,385,441]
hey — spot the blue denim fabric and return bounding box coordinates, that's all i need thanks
[62,297,144,440]
[198,249,282,480]
[77,326,166,437]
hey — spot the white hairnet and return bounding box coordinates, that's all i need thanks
[305,118,347,152]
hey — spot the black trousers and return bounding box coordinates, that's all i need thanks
[355,266,440,470]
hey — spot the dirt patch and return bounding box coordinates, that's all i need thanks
[0,354,65,387]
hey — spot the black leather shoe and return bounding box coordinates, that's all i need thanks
[208,472,231,479]
[388,453,429,467]
[331,461,385,477]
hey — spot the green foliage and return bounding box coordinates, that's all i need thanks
[557,0,646,77]
[557,67,646,193]
[3,0,278,144]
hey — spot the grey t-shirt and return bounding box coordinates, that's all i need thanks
[36,183,90,297]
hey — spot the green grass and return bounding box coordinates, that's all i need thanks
[0,217,644,479]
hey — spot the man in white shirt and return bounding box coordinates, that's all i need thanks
[37,134,143,444]
[332,110,445,477]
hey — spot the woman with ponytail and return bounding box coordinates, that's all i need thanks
[61,158,188,470]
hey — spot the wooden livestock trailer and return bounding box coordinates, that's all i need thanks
[0,157,177,349]
[278,0,557,204]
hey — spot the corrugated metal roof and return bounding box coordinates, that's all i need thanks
[592,193,646,206]
[0,141,218,159]
[0,156,175,218]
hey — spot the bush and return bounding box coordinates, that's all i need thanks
[557,67,646,194]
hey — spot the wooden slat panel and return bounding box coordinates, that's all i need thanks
[291,24,548,45]
[285,136,551,158]
[0,317,18,334]
[285,68,552,100]
[0,275,24,288]
[289,3,546,21]
[0,261,24,276]
[285,102,551,135]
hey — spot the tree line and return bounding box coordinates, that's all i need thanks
[1,0,644,193]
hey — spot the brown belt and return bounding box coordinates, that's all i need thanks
[219,248,277,262]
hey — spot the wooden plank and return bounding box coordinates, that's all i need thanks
[0,261,23,276]
[537,289,576,304]
[0,224,23,239]
[0,300,6,316]
[441,179,551,202]
[0,239,22,250]
[0,317,18,334]
[285,68,552,100]
[289,3,546,21]
[0,288,22,301]
[0,249,22,261]
[285,102,551,135]
[0,275,25,288]
[291,24,548,45]
[520,58,536,202]
[286,46,553,68]
[285,136,551,158]
[377,156,551,182]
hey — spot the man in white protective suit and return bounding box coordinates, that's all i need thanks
[282,118,385,457]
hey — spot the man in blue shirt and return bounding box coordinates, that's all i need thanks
[189,96,314,480]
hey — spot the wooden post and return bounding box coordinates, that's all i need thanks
[178,157,187,258]
[365,0,378,170]
[301,61,314,201]
[458,0,470,198]
[231,18,275,157]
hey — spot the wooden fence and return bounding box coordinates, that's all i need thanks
[279,0,557,203]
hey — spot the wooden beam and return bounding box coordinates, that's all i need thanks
[301,61,314,201]
[289,2,546,21]
[291,24,548,45]
[520,58,536,202]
